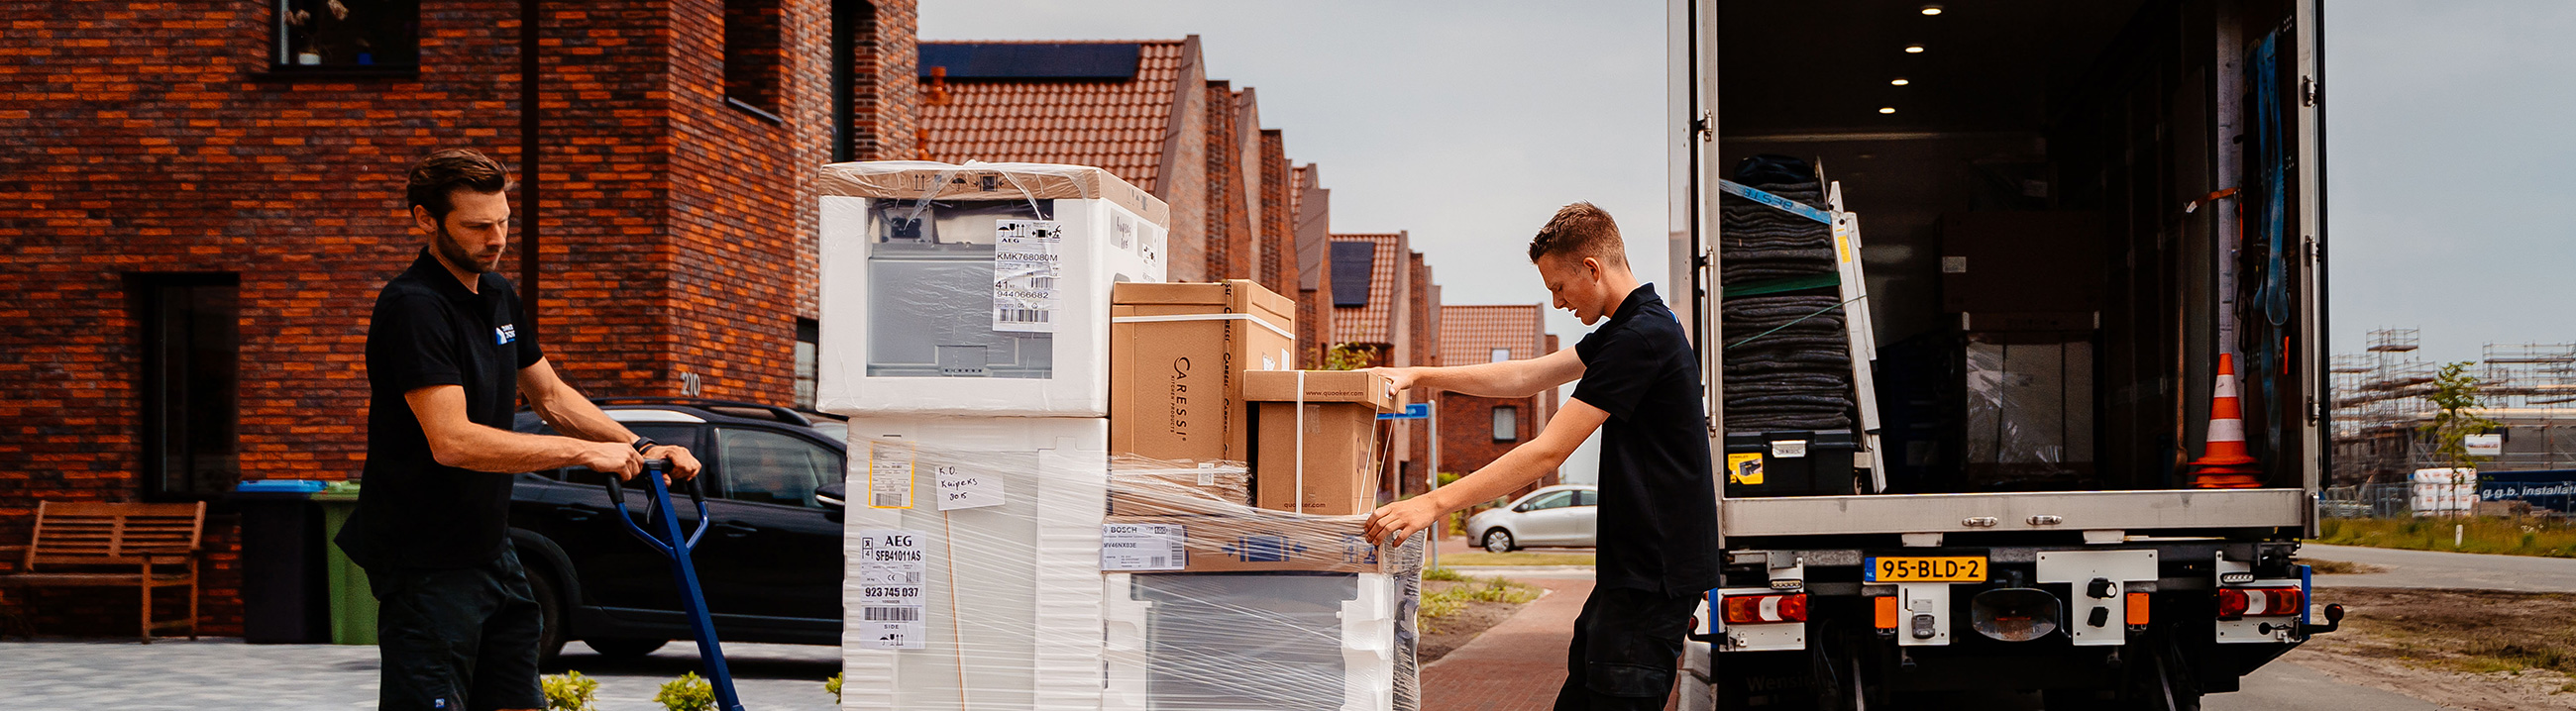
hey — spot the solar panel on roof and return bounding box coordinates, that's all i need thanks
[919,44,1142,80]
[1331,242,1375,307]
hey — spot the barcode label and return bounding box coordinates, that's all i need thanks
[862,606,920,622]
[993,219,1061,334]
[1101,523,1187,571]
[868,446,912,509]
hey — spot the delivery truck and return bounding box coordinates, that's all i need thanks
[1665,1,2339,708]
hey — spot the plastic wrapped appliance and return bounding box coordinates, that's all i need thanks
[817,161,1169,417]
[1102,571,1419,711]
[836,416,1113,711]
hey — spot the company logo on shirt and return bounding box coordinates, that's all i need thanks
[495,324,516,345]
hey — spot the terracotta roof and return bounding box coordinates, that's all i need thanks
[1330,233,1405,346]
[917,40,1188,191]
[1442,304,1548,365]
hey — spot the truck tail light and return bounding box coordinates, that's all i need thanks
[1722,593,1809,625]
[1874,595,1900,630]
[2125,592,2150,626]
[2217,587,2304,619]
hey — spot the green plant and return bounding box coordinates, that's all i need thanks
[1322,343,1379,370]
[825,672,843,704]
[1422,566,1470,581]
[541,670,598,711]
[655,671,715,711]
[2419,361,2501,475]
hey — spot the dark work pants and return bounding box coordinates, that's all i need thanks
[1556,586,1702,711]
[368,547,546,711]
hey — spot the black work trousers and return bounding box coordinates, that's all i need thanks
[1555,586,1701,711]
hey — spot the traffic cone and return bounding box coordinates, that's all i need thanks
[2191,354,2263,488]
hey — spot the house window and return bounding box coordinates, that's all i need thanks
[1490,348,1512,362]
[132,274,242,500]
[1493,405,1519,442]
[725,0,785,119]
[273,0,419,70]
[795,317,819,409]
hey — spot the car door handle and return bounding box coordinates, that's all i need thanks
[553,504,599,522]
[712,521,758,538]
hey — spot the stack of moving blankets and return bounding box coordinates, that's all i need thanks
[1721,155,1855,432]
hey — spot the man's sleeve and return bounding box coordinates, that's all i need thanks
[1569,329,1656,421]
[511,290,544,368]
[373,292,463,394]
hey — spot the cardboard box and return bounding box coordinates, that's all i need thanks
[1102,514,1394,573]
[1242,370,1399,515]
[1110,280,1298,464]
[1106,462,1253,517]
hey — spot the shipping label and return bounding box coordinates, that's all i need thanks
[1100,523,1187,571]
[854,529,927,650]
[993,219,1062,333]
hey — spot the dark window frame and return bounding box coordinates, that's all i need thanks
[723,0,786,121]
[130,273,243,502]
[265,0,422,78]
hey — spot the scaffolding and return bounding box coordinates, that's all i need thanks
[2330,329,2576,484]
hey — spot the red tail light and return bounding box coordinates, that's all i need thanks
[1721,593,1809,625]
[2216,587,2304,619]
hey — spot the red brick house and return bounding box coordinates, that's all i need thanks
[1438,304,1560,495]
[1327,232,1448,499]
[0,0,918,637]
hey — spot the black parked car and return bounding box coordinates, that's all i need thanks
[505,397,849,661]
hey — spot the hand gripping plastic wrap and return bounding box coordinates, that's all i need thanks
[840,436,1424,711]
[815,160,1172,419]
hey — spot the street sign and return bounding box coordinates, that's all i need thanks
[1377,402,1431,420]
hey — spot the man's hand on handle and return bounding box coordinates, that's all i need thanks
[1364,495,1449,548]
[577,442,702,483]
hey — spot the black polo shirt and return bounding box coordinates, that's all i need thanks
[1571,284,1720,595]
[337,249,544,570]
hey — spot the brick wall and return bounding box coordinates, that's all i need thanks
[1292,164,1332,368]
[0,0,914,637]
[1437,393,1559,493]
[1257,130,1295,299]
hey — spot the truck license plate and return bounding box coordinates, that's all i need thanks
[1867,557,1986,582]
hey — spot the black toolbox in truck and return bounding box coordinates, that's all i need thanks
[1724,430,1860,497]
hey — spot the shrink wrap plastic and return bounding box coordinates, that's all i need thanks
[841,434,1423,711]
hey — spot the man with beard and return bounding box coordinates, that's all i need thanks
[337,148,703,711]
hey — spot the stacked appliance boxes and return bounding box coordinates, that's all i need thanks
[817,161,1162,710]
[818,161,1420,711]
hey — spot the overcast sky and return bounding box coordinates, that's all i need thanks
[923,1,2576,479]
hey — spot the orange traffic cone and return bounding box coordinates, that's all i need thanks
[2191,354,2263,488]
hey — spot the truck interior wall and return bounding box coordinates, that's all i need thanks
[1713,0,2310,494]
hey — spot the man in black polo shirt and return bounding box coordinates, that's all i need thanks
[338,149,703,711]
[1364,202,1717,710]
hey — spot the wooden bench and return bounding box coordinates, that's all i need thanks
[0,501,204,642]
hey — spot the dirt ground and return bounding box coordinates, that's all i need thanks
[1417,579,1533,664]
[2289,587,2576,710]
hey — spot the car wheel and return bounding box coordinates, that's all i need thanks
[1482,529,1516,554]
[524,565,569,667]
[585,638,670,659]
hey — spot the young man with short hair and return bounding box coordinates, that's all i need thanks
[337,148,705,711]
[1364,202,1717,710]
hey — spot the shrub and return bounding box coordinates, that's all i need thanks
[825,672,844,704]
[541,670,598,711]
[655,671,714,711]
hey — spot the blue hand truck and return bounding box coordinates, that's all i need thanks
[605,458,747,711]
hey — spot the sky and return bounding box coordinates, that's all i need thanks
[922,1,2576,480]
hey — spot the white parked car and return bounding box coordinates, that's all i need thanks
[1464,484,1597,553]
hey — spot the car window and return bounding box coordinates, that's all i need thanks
[806,419,848,445]
[715,427,839,509]
[1521,490,1573,512]
[1573,489,1597,507]
[557,423,698,486]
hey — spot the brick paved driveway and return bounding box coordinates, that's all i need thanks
[0,639,841,710]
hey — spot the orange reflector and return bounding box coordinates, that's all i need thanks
[2125,592,2150,626]
[1875,595,1900,629]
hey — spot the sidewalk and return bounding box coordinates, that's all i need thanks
[0,639,841,710]
[1419,575,1592,711]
